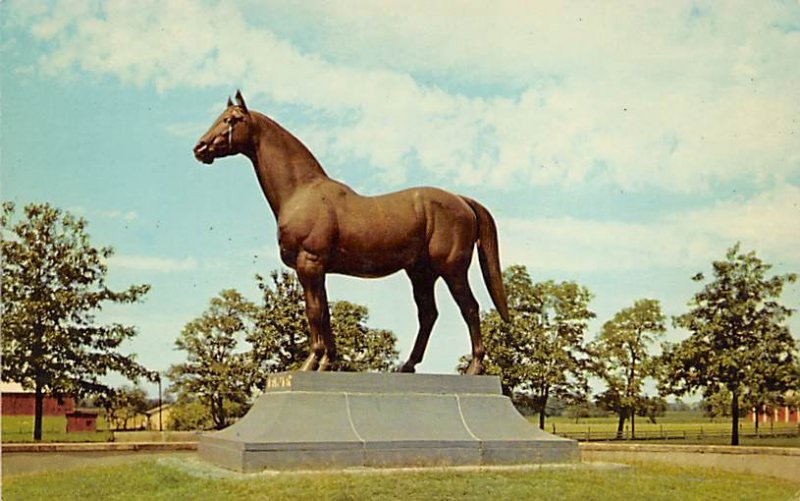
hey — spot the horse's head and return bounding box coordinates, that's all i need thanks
[193,90,255,164]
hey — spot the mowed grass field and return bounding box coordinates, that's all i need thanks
[2,415,113,443]
[541,410,799,434]
[534,411,800,447]
[3,458,799,501]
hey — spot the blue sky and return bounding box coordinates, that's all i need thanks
[2,1,799,395]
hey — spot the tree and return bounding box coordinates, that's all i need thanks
[1,202,152,441]
[660,244,798,445]
[247,271,309,387]
[636,395,667,424]
[463,265,594,429]
[589,299,666,438]
[329,301,399,372]
[167,396,215,431]
[668,398,691,413]
[248,270,399,388]
[564,400,608,423]
[699,386,741,421]
[168,289,256,430]
[98,385,148,431]
[741,335,800,433]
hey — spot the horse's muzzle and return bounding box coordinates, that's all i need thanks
[193,141,214,164]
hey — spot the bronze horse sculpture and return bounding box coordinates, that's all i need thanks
[194,91,509,375]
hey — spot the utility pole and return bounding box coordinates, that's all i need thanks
[157,373,163,432]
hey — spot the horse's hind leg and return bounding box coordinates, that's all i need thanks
[443,269,485,375]
[399,270,438,373]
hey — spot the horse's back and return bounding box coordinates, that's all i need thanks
[326,185,477,276]
[368,186,479,271]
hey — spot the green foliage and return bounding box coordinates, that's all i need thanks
[247,270,309,385]
[97,385,148,431]
[167,397,215,431]
[660,244,798,445]
[168,289,256,430]
[667,398,693,412]
[635,395,667,424]
[248,270,398,388]
[1,202,152,440]
[329,301,399,372]
[563,400,610,422]
[463,265,594,429]
[168,271,399,429]
[590,299,667,433]
[699,386,744,420]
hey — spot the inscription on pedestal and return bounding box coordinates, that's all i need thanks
[265,374,292,390]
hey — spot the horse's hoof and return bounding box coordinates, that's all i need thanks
[397,363,416,373]
[299,357,319,371]
[465,361,484,375]
[316,354,334,372]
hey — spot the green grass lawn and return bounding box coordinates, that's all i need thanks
[2,415,112,443]
[541,411,798,437]
[3,459,798,501]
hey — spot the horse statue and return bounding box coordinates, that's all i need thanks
[193,91,509,375]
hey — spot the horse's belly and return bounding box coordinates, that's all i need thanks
[328,248,413,278]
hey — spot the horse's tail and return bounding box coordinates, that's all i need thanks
[461,196,510,322]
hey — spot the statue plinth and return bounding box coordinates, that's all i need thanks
[199,372,578,472]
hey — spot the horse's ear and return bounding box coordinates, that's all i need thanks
[227,96,234,107]
[235,89,248,112]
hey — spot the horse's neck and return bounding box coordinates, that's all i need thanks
[248,113,328,216]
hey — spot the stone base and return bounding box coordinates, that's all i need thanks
[198,372,578,472]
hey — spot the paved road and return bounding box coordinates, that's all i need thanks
[2,451,196,477]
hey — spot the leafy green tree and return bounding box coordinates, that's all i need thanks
[565,402,591,423]
[699,386,743,421]
[564,401,608,423]
[668,398,692,413]
[660,244,798,445]
[463,265,594,429]
[329,301,399,372]
[636,395,667,424]
[168,289,256,430]
[589,299,667,438]
[1,202,151,441]
[742,335,800,432]
[98,385,148,431]
[167,396,214,431]
[247,271,309,386]
[248,270,399,388]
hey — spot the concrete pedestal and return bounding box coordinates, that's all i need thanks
[198,372,578,472]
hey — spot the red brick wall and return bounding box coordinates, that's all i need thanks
[1,393,75,416]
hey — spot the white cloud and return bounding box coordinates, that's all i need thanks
[164,121,205,140]
[13,0,800,192]
[498,184,800,273]
[108,255,199,273]
[97,209,138,221]
[68,206,138,221]
[677,184,800,263]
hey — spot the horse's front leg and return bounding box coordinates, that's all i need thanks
[296,251,335,371]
